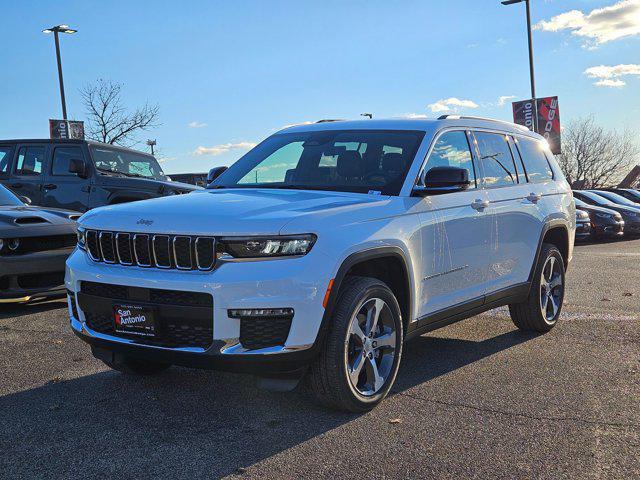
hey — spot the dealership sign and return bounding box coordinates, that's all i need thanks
[49,119,85,140]
[512,96,561,154]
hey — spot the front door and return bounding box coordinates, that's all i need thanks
[417,130,492,318]
[42,144,91,212]
[8,144,47,205]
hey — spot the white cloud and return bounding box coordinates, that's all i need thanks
[497,95,517,107]
[595,79,626,87]
[188,121,207,128]
[427,98,479,113]
[192,142,256,156]
[584,63,640,87]
[535,0,640,46]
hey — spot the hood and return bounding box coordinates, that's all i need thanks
[78,188,397,235]
[596,203,640,217]
[0,205,78,236]
[577,204,622,216]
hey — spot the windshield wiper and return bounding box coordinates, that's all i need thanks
[96,167,148,179]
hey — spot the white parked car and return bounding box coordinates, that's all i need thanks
[66,116,575,411]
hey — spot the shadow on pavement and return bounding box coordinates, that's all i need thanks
[0,329,535,478]
[0,299,67,320]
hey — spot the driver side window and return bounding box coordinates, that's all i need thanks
[423,131,476,188]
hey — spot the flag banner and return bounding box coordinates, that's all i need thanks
[536,96,561,155]
[49,120,85,140]
[512,99,536,132]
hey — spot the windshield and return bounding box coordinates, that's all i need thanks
[0,185,23,206]
[210,130,425,195]
[579,191,614,206]
[591,190,639,206]
[90,146,166,180]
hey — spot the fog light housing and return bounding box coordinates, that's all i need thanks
[8,238,20,251]
[228,308,294,318]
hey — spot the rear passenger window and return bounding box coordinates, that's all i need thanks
[52,146,83,176]
[515,137,553,182]
[15,146,45,175]
[424,131,476,187]
[0,146,12,176]
[474,132,517,187]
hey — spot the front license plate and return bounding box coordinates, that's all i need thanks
[113,304,156,337]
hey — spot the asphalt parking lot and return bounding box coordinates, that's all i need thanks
[1,240,639,479]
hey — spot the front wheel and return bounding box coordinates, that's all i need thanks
[308,276,403,412]
[509,243,565,332]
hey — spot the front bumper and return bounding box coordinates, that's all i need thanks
[593,220,624,237]
[0,248,72,302]
[575,220,591,240]
[66,247,334,373]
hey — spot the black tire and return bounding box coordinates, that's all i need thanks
[509,243,565,332]
[102,357,171,375]
[308,276,403,412]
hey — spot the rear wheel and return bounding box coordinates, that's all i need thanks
[102,357,171,375]
[308,276,403,412]
[509,243,565,332]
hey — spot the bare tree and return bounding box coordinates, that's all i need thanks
[557,117,639,188]
[81,79,160,147]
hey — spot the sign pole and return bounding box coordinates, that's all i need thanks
[53,30,68,121]
[525,0,537,132]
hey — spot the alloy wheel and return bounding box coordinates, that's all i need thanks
[540,255,563,323]
[344,297,397,396]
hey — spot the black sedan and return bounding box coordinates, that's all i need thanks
[573,197,624,239]
[0,185,79,303]
[600,188,640,204]
[573,190,640,236]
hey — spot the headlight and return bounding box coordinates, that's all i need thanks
[77,227,86,250]
[576,211,589,220]
[625,211,639,218]
[594,212,613,219]
[8,238,20,251]
[0,239,4,252]
[219,234,316,258]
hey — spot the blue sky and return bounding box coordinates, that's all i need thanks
[1,0,638,173]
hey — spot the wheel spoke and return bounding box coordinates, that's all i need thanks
[549,274,562,290]
[549,296,558,317]
[365,298,384,337]
[350,320,366,342]
[546,257,555,281]
[366,356,384,392]
[373,332,395,350]
[349,351,365,385]
[541,294,549,313]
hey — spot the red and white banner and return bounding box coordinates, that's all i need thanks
[512,96,561,154]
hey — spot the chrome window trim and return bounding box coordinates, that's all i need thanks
[133,234,152,267]
[152,235,172,269]
[115,232,133,266]
[173,236,192,270]
[194,236,216,271]
[98,231,116,264]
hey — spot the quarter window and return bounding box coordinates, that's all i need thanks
[474,132,517,187]
[52,146,83,176]
[515,137,553,183]
[15,146,45,176]
[0,146,12,176]
[423,131,476,187]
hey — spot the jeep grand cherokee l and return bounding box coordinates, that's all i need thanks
[66,117,575,412]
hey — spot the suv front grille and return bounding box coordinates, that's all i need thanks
[85,230,216,271]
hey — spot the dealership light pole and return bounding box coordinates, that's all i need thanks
[43,24,77,121]
[147,139,157,155]
[501,0,537,131]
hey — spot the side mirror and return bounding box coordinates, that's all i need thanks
[68,158,88,178]
[20,195,32,205]
[413,166,471,196]
[207,166,228,184]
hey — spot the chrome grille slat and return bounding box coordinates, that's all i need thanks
[115,233,133,265]
[173,236,192,270]
[152,235,172,269]
[84,230,214,271]
[99,232,116,263]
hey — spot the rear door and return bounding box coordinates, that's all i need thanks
[417,129,492,317]
[473,130,544,294]
[42,144,91,212]
[8,144,48,205]
[0,144,15,188]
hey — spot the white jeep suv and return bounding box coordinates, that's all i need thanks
[66,117,575,412]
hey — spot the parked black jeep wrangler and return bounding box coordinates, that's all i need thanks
[0,139,198,212]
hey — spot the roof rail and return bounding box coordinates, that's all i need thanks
[316,119,345,123]
[437,115,530,132]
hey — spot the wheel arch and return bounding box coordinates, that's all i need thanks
[320,247,413,339]
[529,221,570,282]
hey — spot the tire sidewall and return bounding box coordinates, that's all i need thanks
[536,246,565,327]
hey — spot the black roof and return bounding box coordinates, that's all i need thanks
[0,138,154,156]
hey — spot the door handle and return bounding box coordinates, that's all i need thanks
[471,199,490,211]
[526,192,542,203]
[42,184,58,190]
[9,183,23,189]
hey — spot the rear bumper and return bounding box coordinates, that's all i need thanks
[0,249,72,302]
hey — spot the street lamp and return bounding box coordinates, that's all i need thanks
[501,0,537,131]
[43,24,77,120]
[146,139,157,155]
